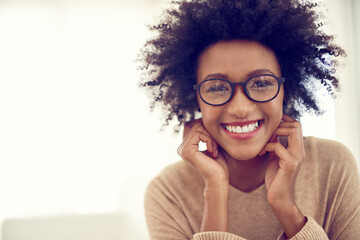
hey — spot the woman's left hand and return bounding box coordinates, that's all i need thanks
[263,114,306,238]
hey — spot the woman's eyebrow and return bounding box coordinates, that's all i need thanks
[204,73,229,80]
[247,69,276,77]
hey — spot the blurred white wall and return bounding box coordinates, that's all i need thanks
[351,0,360,162]
[325,0,360,166]
[0,0,358,239]
[0,0,180,239]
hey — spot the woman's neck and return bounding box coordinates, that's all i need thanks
[225,152,269,193]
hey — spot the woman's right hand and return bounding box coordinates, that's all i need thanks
[178,119,229,232]
[177,118,229,186]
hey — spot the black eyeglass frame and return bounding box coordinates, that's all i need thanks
[193,74,285,106]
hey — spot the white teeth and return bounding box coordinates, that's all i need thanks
[225,121,260,134]
[242,125,249,132]
[236,126,242,133]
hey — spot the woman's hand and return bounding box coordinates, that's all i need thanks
[263,114,306,238]
[178,118,229,232]
[178,118,229,186]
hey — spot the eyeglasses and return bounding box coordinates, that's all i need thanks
[193,74,285,106]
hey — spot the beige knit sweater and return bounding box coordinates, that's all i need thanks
[145,137,360,240]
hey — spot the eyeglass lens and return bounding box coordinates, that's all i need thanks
[199,75,279,105]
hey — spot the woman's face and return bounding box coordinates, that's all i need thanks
[196,40,284,160]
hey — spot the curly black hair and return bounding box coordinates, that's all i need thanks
[138,0,345,131]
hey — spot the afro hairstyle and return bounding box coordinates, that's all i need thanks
[138,0,345,131]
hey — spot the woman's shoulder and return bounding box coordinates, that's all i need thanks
[303,136,358,176]
[145,160,204,197]
[154,160,201,182]
[305,136,351,151]
[297,137,359,204]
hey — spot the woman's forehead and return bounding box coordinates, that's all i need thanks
[196,40,281,82]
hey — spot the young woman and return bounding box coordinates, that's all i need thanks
[139,1,360,239]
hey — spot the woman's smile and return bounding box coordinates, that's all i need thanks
[221,120,263,139]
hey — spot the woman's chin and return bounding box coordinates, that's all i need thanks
[223,149,263,161]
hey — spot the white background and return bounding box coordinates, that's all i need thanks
[0,0,358,239]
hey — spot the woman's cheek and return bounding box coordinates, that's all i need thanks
[200,105,223,134]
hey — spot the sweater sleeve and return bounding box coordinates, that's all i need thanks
[145,176,247,240]
[193,231,246,240]
[144,177,193,240]
[325,144,360,239]
[276,216,329,240]
[277,173,360,240]
[277,141,360,240]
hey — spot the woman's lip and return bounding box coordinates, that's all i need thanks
[222,120,263,140]
[221,119,262,127]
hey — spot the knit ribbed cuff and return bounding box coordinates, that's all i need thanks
[290,216,328,240]
[277,216,328,240]
[193,231,246,240]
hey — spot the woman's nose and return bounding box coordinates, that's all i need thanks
[225,86,256,118]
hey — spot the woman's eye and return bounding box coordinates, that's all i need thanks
[206,84,229,92]
[251,80,275,89]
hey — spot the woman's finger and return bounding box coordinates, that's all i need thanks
[274,127,301,137]
[178,131,213,157]
[258,131,278,156]
[265,142,301,173]
[278,121,300,128]
[213,139,218,158]
[282,114,296,122]
[183,118,220,158]
[274,127,303,157]
[183,118,203,139]
[265,142,291,161]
